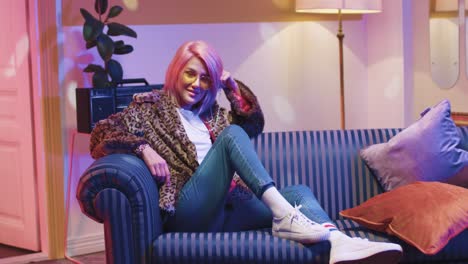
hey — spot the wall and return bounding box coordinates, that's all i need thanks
[61,0,372,132]
[413,0,468,118]
[61,0,382,256]
[364,0,468,128]
[366,0,409,128]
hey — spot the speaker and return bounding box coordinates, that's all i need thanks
[75,79,163,133]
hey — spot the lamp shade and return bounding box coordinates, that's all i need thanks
[295,0,382,14]
[431,0,457,12]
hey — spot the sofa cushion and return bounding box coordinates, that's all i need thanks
[360,99,468,191]
[340,181,468,255]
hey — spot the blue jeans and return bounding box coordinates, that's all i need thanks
[164,125,333,232]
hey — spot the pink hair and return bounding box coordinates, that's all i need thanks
[164,40,223,114]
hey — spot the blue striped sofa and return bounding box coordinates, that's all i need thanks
[77,127,468,264]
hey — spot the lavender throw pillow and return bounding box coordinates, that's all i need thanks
[360,99,468,191]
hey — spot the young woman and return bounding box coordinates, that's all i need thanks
[90,40,402,264]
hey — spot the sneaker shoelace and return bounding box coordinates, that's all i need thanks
[290,203,317,227]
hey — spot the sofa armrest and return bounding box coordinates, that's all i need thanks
[76,154,162,264]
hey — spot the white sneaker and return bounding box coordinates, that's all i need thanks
[272,204,330,244]
[329,234,403,264]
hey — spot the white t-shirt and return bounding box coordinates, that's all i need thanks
[177,108,212,164]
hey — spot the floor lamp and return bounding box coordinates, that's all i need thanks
[295,0,382,129]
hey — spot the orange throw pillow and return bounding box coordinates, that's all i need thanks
[340,181,468,255]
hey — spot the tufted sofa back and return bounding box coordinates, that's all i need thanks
[252,127,468,220]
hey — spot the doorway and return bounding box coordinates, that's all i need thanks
[0,0,40,252]
[0,0,66,261]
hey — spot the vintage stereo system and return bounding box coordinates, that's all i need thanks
[76,79,163,133]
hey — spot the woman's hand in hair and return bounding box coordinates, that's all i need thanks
[141,146,171,185]
[221,70,240,96]
[221,70,248,109]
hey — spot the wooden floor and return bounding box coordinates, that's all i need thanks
[35,252,106,263]
[0,244,35,258]
[0,243,105,263]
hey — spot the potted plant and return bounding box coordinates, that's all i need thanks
[76,0,159,133]
[80,0,137,88]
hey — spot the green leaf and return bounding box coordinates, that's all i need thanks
[80,8,102,42]
[107,6,123,19]
[79,8,95,22]
[107,59,123,82]
[96,34,115,61]
[107,22,137,38]
[82,22,93,41]
[114,40,125,48]
[82,19,104,42]
[92,71,110,88]
[114,44,134,55]
[86,40,97,49]
[94,0,108,15]
[83,64,105,73]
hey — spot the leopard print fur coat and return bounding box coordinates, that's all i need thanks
[89,80,264,213]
